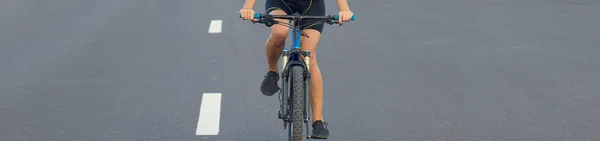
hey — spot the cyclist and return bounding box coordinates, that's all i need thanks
[239,0,354,139]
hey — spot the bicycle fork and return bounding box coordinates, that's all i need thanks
[302,50,312,139]
[279,49,312,137]
[279,50,290,125]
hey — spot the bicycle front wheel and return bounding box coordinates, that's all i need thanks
[290,65,305,141]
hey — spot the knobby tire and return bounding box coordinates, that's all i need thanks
[290,65,305,141]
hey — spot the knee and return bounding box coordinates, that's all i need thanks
[269,30,288,45]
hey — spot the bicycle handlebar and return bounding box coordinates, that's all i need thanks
[239,13,355,29]
[239,13,355,21]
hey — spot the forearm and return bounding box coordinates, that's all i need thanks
[242,0,256,9]
[336,0,351,11]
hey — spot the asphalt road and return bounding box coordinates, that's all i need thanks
[1,0,599,140]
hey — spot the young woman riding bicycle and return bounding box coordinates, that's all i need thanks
[239,0,354,139]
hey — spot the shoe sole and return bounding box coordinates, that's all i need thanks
[310,135,328,139]
[260,85,279,96]
[261,91,277,96]
[260,75,279,96]
[260,83,279,96]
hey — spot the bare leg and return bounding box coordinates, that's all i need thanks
[260,9,291,96]
[300,29,324,123]
[265,10,290,72]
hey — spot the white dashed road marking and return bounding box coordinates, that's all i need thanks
[208,20,222,33]
[196,93,222,135]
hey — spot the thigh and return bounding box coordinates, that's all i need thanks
[265,0,292,35]
[299,0,325,56]
[301,28,322,46]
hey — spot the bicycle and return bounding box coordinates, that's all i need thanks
[239,12,355,141]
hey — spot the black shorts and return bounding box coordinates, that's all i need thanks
[265,0,326,33]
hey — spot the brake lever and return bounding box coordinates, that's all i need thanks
[326,20,342,26]
[260,16,279,27]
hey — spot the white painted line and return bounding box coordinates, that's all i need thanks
[208,20,222,33]
[195,93,222,135]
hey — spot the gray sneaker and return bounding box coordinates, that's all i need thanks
[260,71,280,96]
[311,120,329,139]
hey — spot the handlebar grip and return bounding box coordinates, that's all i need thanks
[333,15,356,21]
[239,13,262,19]
[254,13,261,19]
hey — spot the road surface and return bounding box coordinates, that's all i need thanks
[1,0,599,140]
